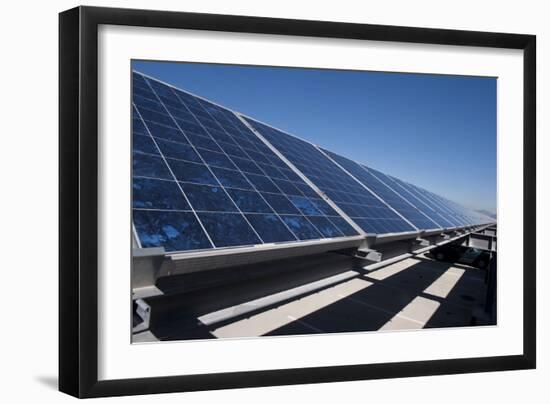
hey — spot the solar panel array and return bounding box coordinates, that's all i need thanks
[320,148,441,231]
[132,72,493,253]
[132,72,360,253]
[359,166,449,228]
[384,175,458,228]
[243,118,417,235]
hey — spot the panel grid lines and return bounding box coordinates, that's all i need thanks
[133,171,348,204]
[385,176,458,228]
[132,104,216,250]
[171,84,354,240]
[132,71,359,252]
[143,75,267,247]
[418,186,459,217]
[360,165,443,230]
[316,146,421,231]
[171,90,304,242]
[242,117,416,235]
[237,114,367,237]
[426,191,472,225]
[132,70,492,254]
[414,186,466,226]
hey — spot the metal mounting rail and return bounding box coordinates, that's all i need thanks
[132,224,489,296]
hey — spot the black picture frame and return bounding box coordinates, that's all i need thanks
[59,6,536,398]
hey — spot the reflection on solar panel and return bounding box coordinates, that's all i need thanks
[320,148,441,231]
[242,118,416,235]
[132,71,493,254]
[132,72,359,252]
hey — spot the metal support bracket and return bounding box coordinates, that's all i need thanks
[133,298,152,334]
[355,247,382,263]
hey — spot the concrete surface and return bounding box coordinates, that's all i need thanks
[136,253,492,342]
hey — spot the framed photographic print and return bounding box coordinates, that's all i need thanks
[59,6,536,398]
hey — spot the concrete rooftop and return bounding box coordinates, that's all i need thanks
[136,252,493,342]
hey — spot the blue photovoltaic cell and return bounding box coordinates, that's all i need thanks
[281,216,322,239]
[132,71,359,252]
[321,148,441,231]
[179,183,237,212]
[226,188,273,213]
[168,159,219,186]
[132,152,172,180]
[133,210,212,251]
[154,138,201,162]
[133,134,159,156]
[244,214,297,243]
[242,118,416,235]
[133,177,190,211]
[197,212,262,247]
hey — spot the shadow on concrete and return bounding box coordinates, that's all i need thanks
[150,253,357,340]
[267,258,452,336]
[149,254,493,341]
[423,266,492,328]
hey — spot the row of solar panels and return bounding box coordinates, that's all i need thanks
[131,71,494,254]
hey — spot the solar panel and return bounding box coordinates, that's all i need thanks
[319,148,442,231]
[409,186,458,221]
[420,190,470,226]
[449,197,484,225]
[407,184,470,227]
[462,207,488,225]
[399,180,492,227]
[132,72,360,253]
[427,192,481,226]
[359,166,450,229]
[242,117,417,235]
[383,176,462,228]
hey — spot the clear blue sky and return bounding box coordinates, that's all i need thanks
[133,60,497,213]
